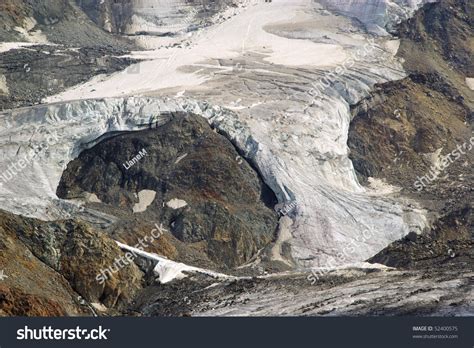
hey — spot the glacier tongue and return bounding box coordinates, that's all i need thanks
[0,95,428,268]
[0,0,432,268]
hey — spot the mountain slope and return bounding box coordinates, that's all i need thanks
[0,0,134,48]
[348,0,473,269]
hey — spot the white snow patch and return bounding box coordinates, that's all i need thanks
[91,302,108,312]
[116,241,231,284]
[366,177,401,195]
[84,192,102,203]
[166,198,188,209]
[383,39,400,55]
[271,215,293,266]
[0,75,9,96]
[424,148,443,168]
[133,189,156,213]
[310,261,394,275]
[466,78,474,90]
[0,42,39,53]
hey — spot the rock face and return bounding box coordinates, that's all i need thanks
[77,0,241,35]
[369,207,473,269]
[57,112,278,268]
[0,211,85,316]
[398,0,473,76]
[349,74,471,189]
[0,45,136,110]
[0,209,144,315]
[0,0,134,48]
[348,0,473,269]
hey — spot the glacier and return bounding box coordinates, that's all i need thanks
[0,0,436,269]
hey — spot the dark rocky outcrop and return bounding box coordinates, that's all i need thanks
[369,206,473,269]
[0,209,144,316]
[57,113,279,269]
[349,73,471,190]
[398,0,473,77]
[348,0,473,270]
[76,0,239,35]
[0,45,137,110]
[0,0,135,48]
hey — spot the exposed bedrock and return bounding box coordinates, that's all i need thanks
[57,112,279,269]
[0,0,135,48]
[76,0,242,35]
[0,209,144,316]
[0,45,137,110]
[349,73,472,190]
[369,206,473,269]
[398,0,473,77]
[348,0,473,270]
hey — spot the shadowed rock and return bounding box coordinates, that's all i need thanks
[348,0,473,269]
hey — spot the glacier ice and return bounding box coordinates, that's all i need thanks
[318,0,438,35]
[0,95,429,268]
[0,0,434,269]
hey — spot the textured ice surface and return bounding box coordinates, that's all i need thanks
[0,0,432,268]
[0,96,428,268]
[318,0,438,34]
[193,269,474,316]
